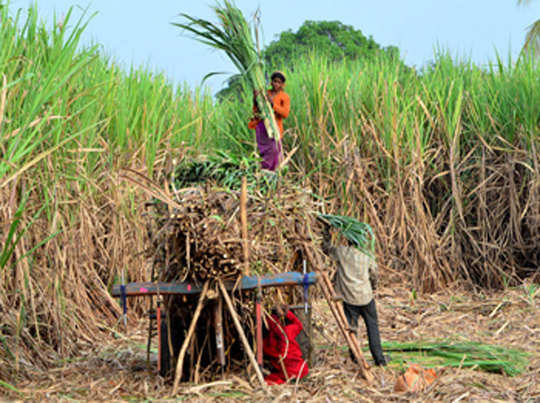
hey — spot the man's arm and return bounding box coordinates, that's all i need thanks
[321,225,336,258]
[368,255,378,290]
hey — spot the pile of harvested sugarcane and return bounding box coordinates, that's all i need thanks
[141,168,326,383]
[147,171,327,284]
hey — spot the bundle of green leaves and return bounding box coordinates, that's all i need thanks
[319,214,376,255]
[170,152,283,194]
[381,340,530,376]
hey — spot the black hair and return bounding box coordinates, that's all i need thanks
[271,71,286,83]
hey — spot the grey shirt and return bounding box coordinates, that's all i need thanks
[330,246,378,306]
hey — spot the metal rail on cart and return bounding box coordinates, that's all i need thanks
[111,271,317,297]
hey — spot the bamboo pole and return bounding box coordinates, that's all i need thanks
[218,280,267,389]
[156,300,162,373]
[241,176,249,276]
[172,281,209,394]
[255,278,263,366]
[214,297,225,366]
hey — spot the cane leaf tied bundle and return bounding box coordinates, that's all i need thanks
[173,0,281,139]
[319,214,376,256]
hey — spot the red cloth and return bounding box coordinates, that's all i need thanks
[263,310,308,385]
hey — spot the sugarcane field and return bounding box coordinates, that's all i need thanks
[1,1,539,402]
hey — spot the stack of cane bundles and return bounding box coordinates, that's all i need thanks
[146,158,327,285]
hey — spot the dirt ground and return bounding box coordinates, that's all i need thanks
[3,284,538,402]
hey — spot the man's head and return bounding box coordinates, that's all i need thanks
[270,71,286,91]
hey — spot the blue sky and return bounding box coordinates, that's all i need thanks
[16,1,540,92]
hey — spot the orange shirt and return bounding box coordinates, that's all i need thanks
[248,89,290,140]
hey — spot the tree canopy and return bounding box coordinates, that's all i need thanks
[263,20,399,68]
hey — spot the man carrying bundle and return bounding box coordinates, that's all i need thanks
[263,303,308,385]
[248,71,290,171]
[323,229,388,367]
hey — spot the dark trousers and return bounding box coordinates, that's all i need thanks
[343,299,386,365]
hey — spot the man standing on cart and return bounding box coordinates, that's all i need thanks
[323,230,388,367]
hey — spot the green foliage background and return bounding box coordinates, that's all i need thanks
[263,20,399,67]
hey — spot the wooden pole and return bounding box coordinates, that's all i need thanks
[240,176,249,276]
[218,280,267,389]
[255,278,263,366]
[214,297,225,366]
[172,281,209,394]
[157,301,162,373]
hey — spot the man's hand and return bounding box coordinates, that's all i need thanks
[322,224,332,255]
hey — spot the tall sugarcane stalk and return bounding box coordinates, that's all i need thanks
[173,0,281,140]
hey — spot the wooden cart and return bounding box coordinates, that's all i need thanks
[111,271,317,380]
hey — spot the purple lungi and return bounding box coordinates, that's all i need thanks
[255,121,282,171]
